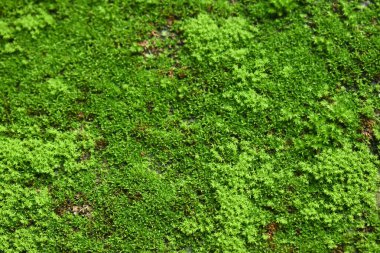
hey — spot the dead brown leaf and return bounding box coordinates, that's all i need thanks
[138,40,149,48]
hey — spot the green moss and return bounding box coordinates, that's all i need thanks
[0,0,379,252]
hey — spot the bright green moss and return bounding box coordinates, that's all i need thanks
[181,14,254,65]
[0,0,379,252]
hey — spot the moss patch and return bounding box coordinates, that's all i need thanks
[1,0,379,252]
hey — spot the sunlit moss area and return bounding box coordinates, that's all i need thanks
[0,1,379,252]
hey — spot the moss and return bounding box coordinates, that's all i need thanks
[0,0,379,252]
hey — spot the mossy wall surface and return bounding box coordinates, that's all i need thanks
[0,0,379,252]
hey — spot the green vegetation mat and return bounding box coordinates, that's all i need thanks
[1,0,380,252]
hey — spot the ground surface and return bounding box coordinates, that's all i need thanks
[0,0,380,252]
